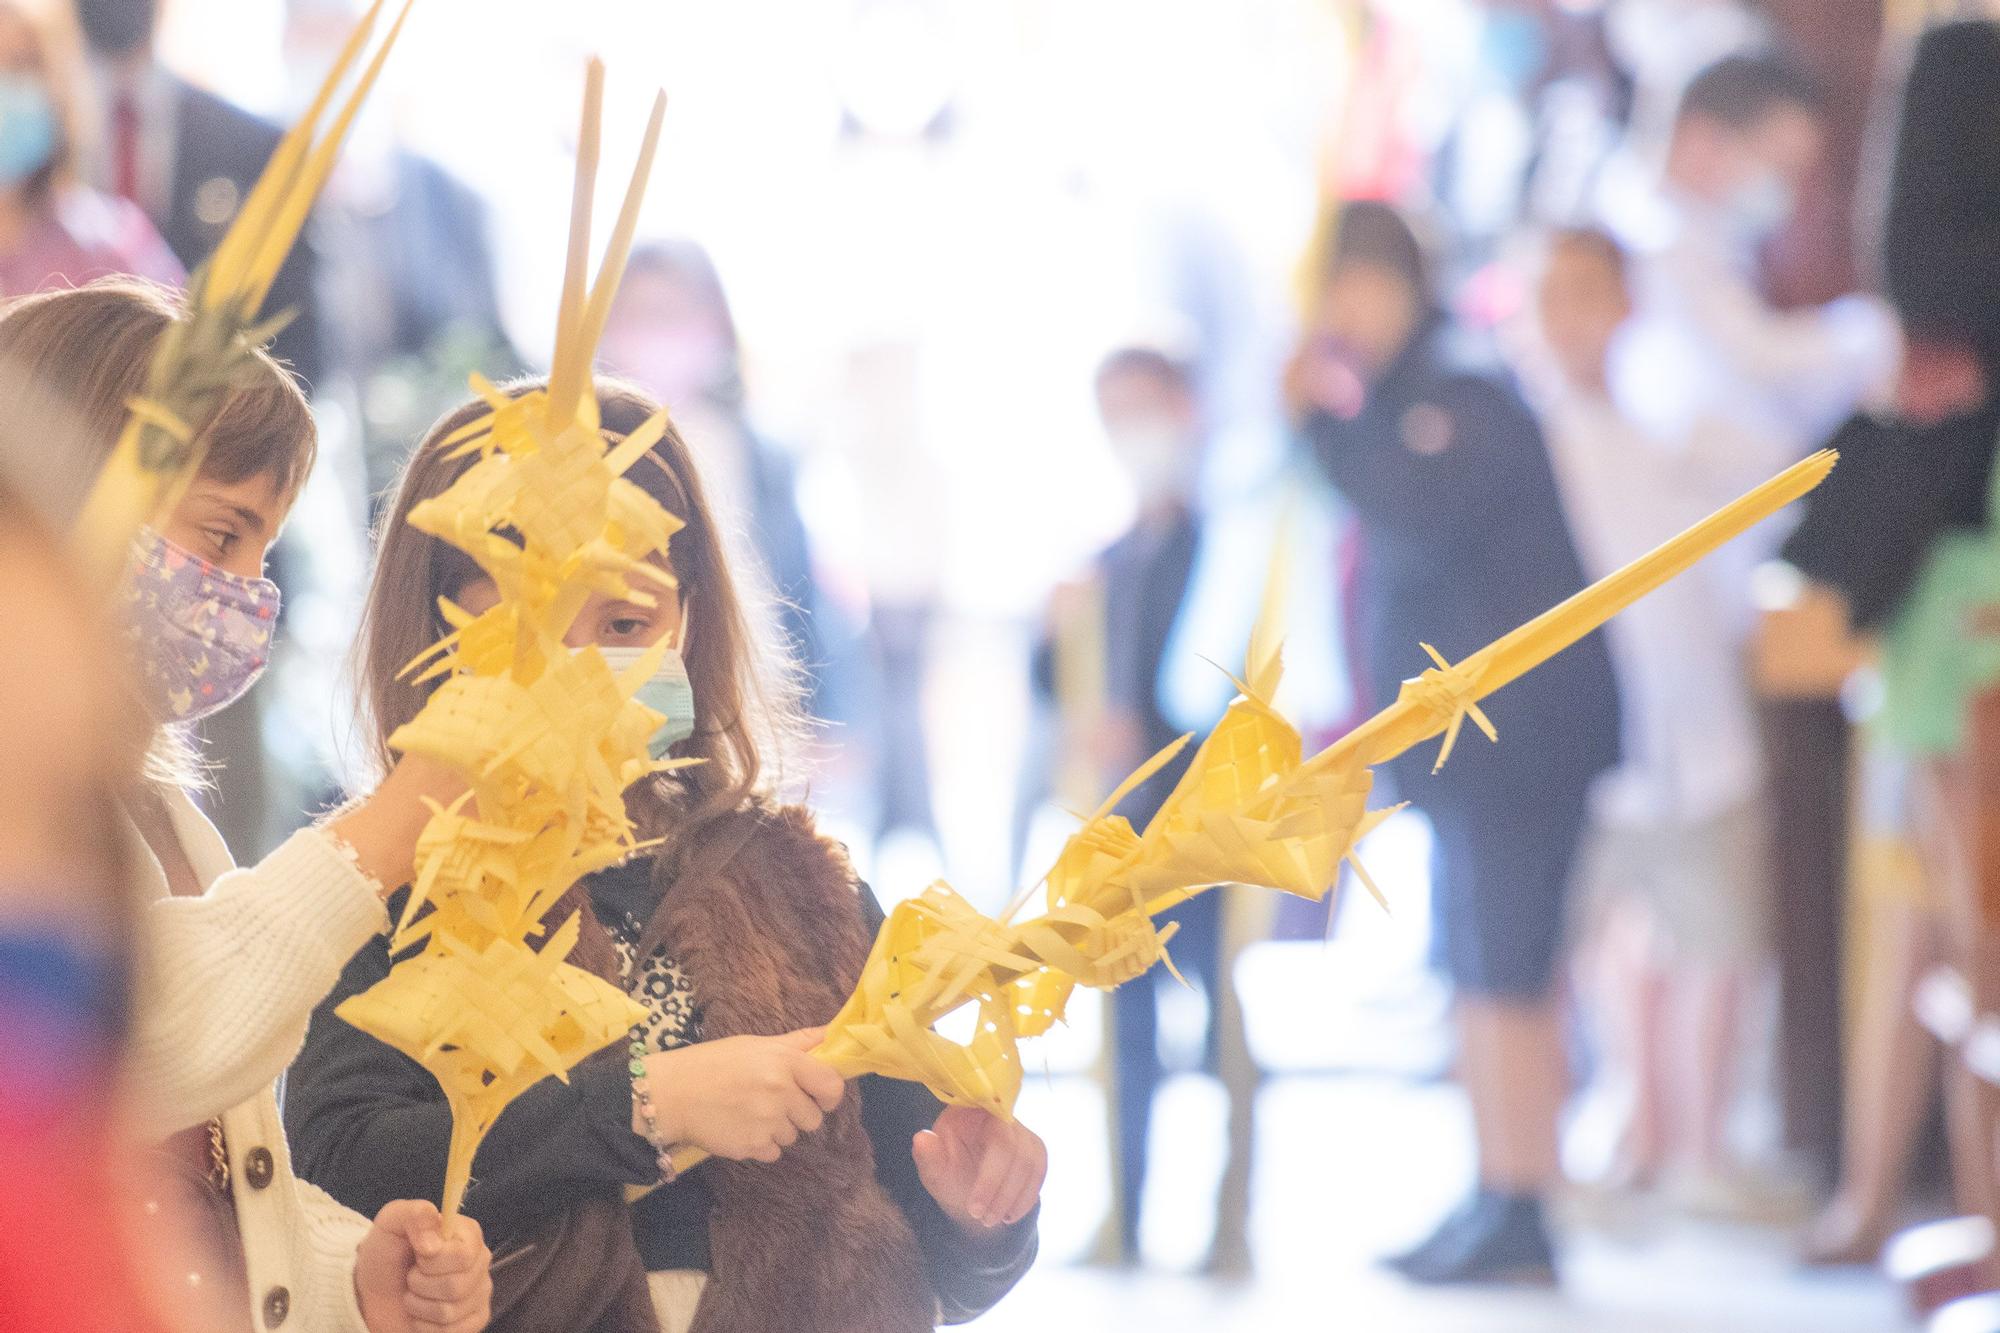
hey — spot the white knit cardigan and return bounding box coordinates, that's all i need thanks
[127,787,390,1332]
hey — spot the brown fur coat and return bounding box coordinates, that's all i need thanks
[495,800,939,1332]
[651,800,937,1332]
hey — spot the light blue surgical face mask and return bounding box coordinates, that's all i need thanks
[1727,173,1796,244]
[599,641,697,759]
[0,74,57,189]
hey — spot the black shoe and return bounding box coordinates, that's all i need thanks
[1383,1191,1489,1274]
[1384,1191,1558,1287]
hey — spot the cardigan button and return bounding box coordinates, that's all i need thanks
[262,1285,290,1327]
[244,1147,275,1190]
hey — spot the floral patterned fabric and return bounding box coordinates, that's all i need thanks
[124,527,279,722]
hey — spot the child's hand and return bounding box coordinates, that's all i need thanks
[643,1028,845,1163]
[912,1105,1046,1238]
[328,754,469,895]
[354,1200,491,1333]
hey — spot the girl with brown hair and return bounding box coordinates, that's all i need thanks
[0,277,492,1332]
[288,377,1046,1332]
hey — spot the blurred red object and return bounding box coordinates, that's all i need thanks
[1896,337,1990,427]
[1887,1215,2000,1321]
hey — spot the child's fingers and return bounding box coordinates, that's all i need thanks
[792,1052,846,1112]
[964,1137,1015,1225]
[997,1143,1046,1225]
[414,1214,484,1274]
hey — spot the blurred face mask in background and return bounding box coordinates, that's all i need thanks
[1726,171,1795,243]
[599,326,730,411]
[1108,418,1200,510]
[0,74,57,188]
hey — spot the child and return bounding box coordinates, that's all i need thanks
[0,277,491,1332]
[1026,344,1230,1267]
[1289,201,1620,1285]
[288,378,1046,1332]
[1529,227,1772,1203]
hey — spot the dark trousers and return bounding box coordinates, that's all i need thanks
[1111,887,1225,1250]
[1761,698,1851,1185]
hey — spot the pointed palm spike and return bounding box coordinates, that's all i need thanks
[602,407,670,477]
[1001,732,1192,925]
[547,60,605,425]
[207,0,385,301]
[1087,732,1192,824]
[1244,509,1292,701]
[244,0,417,312]
[574,89,668,375]
[1345,851,1389,913]
[1431,709,1466,773]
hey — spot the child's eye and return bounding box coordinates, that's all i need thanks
[205,528,239,558]
[605,615,650,639]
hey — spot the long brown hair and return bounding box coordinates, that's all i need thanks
[0,277,317,790]
[352,375,806,890]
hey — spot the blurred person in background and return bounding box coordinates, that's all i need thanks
[1526,226,1773,1209]
[597,239,845,746]
[1778,14,2000,1266]
[1436,1,1632,256]
[1604,0,1767,160]
[70,0,321,387]
[0,278,491,1333]
[1026,345,1239,1270]
[0,2,179,297]
[1608,52,1895,574]
[1289,200,1618,1286]
[281,0,514,510]
[0,478,166,1331]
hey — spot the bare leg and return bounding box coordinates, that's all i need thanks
[1460,995,1566,1194]
[1801,898,1937,1263]
[1679,959,1752,1175]
[1602,904,1671,1187]
[1920,758,2000,1229]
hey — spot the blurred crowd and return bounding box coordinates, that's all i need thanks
[6,0,2000,1327]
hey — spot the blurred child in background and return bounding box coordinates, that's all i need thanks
[1527,226,1772,1207]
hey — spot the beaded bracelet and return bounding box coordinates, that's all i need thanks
[628,1025,679,1185]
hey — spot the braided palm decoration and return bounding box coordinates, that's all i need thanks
[667,448,1837,1173]
[335,63,674,1218]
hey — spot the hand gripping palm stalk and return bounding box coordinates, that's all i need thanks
[667,448,1840,1174]
[72,0,413,583]
[333,65,674,1219]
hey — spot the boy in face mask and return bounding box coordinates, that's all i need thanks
[1600,49,1896,636]
[1027,345,1218,1265]
[1606,53,1896,622]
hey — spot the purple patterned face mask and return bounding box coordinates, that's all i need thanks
[124,526,280,722]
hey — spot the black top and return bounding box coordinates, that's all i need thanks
[1030,505,1203,825]
[284,862,1036,1325]
[1782,403,2000,633]
[164,81,322,391]
[1301,314,1619,799]
[1882,21,2000,375]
